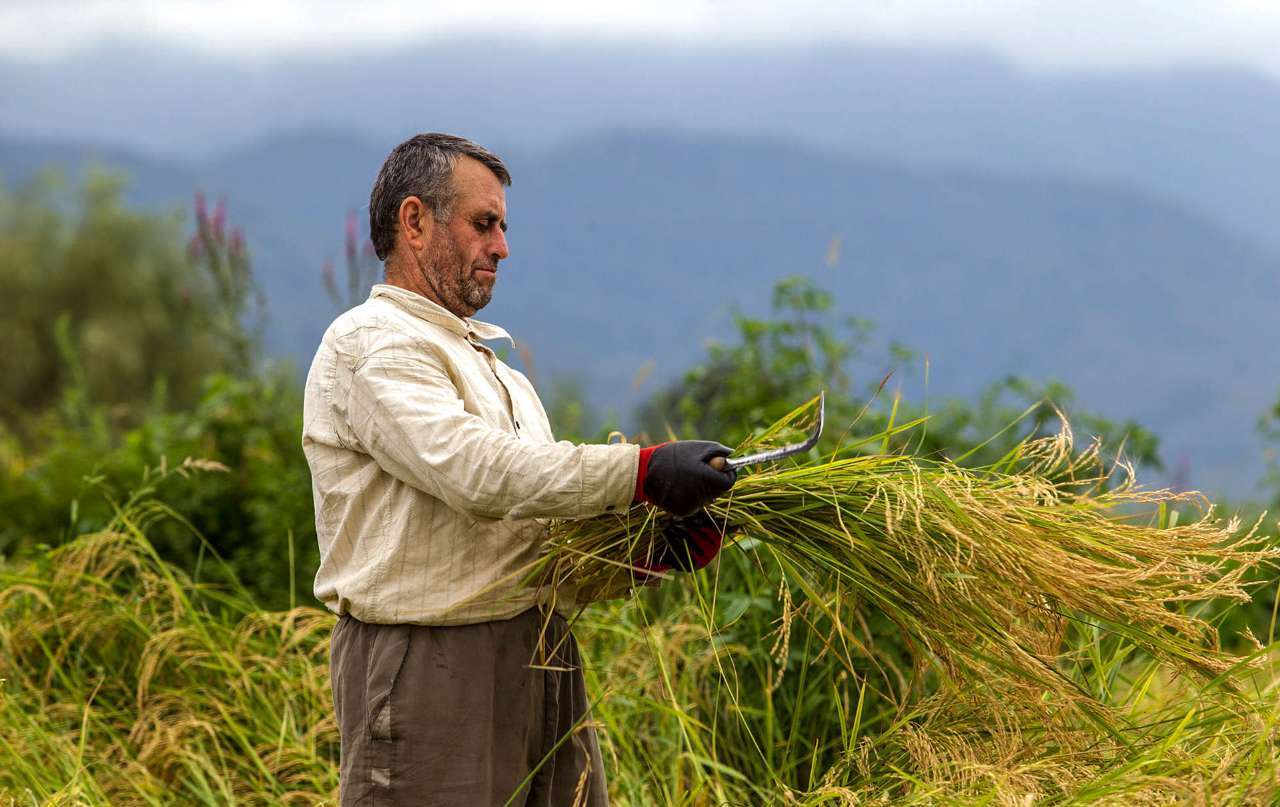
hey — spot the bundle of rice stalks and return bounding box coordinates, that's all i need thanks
[537,398,1277,716]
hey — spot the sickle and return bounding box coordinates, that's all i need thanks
[709,391,825,472]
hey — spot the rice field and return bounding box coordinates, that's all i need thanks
[4,413,1280,805]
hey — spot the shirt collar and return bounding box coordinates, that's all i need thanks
[370,283,514,345]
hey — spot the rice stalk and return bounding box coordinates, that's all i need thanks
[0,474,339,804]
[539,398,1278,718]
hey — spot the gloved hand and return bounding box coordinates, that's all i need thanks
[636,511,729,574]
[634,440,736,517]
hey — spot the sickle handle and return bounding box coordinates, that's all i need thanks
[709,456,728,472]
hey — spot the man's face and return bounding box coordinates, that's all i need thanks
[416,156,509,319]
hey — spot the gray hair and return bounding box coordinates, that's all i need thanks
[368,133,512,261]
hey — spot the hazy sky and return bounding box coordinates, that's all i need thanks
[5,0,1280,77]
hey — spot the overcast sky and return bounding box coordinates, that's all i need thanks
[4,0,1280,77]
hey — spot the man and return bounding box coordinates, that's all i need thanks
[302,133,736,806]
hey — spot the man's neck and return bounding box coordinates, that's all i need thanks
[382,262,454,317]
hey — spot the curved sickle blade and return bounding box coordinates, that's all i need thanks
[723,391,825,471]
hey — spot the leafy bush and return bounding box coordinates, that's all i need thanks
[1,369,315,609]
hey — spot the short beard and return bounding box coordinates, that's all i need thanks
[458,271,491,313]
[421,224,494,317]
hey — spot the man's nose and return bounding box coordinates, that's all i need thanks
[492,229,510,261]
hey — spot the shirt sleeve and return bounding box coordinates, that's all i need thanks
[342,350,640,521]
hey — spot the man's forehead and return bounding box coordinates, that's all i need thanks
[452,156,507,211]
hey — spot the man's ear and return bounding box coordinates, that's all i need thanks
[397,196,434,253]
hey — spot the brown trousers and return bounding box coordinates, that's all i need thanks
[329,608,609,807]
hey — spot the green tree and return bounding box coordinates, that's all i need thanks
[0,172,241,435]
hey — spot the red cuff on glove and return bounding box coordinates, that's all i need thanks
[633,442,669,503]
[634,516,725,577]
[678,519,725,570]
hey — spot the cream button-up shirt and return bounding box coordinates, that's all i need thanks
[302,284,640,625]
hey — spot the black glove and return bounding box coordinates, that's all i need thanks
[653,511,728,572]
[636,440,736,517]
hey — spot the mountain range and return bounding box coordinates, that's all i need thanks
[4,40,1280,253]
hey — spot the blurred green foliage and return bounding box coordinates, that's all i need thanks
[0,172,237,432]
[0,172,313,608]
[638,275,1162,472]
[321,210,381,313]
